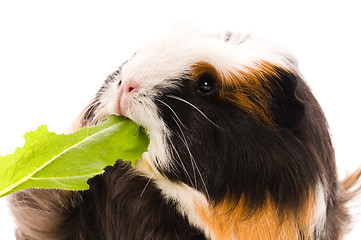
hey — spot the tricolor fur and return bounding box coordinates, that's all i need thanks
[10,27,360,240]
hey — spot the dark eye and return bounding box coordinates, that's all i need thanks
[196,73,217,96]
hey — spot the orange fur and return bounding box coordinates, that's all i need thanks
[194,192,315,240]
[191,61,290,128]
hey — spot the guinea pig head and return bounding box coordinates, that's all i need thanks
[74,30,328,239]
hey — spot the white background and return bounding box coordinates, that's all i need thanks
[0,0,360,239]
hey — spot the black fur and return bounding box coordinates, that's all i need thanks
[9,31,358,240]
[155,71,320,214]
[11,161,206,240]
[268,67,305,129]
[154,68,351,239]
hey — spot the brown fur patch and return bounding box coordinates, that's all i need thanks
[191,61,289,128]
[194,192,316,240]
[343,168,361,191]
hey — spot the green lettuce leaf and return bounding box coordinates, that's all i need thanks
[0,115,149,198]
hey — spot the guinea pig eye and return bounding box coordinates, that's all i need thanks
[196,73,217,96]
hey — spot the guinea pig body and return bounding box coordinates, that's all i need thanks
[10,27,360,240]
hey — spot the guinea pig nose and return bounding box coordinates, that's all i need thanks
[121,81,139,95]
[127,86,135,93]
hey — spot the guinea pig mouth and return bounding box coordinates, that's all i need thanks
[116,116,158,176]
[113,96,170,178]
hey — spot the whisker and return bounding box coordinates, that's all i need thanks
[168,134,194,187]
[166,95,223,129]
[136,125,143,135]
[78,101,99,127]
[140,173,154,198]
[156,100,195,164]
[172,116,198,188]
[155,98,210,199]
[156,99,196,185]
[80,103,95,122]
[190,154,210,200]
[85,103,97,120]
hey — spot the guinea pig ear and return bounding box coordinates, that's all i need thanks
[271,70,305,130]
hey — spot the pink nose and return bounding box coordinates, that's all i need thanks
[119,80,139,95]
[116,80,139,115]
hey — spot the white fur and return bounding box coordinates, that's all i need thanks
[97,80,120,120]
[91,26,304,239]
[313,182,328,239]
[136,153,214,239]
[93,26,298,171]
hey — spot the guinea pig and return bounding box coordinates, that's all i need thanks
[10,27,361,240]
